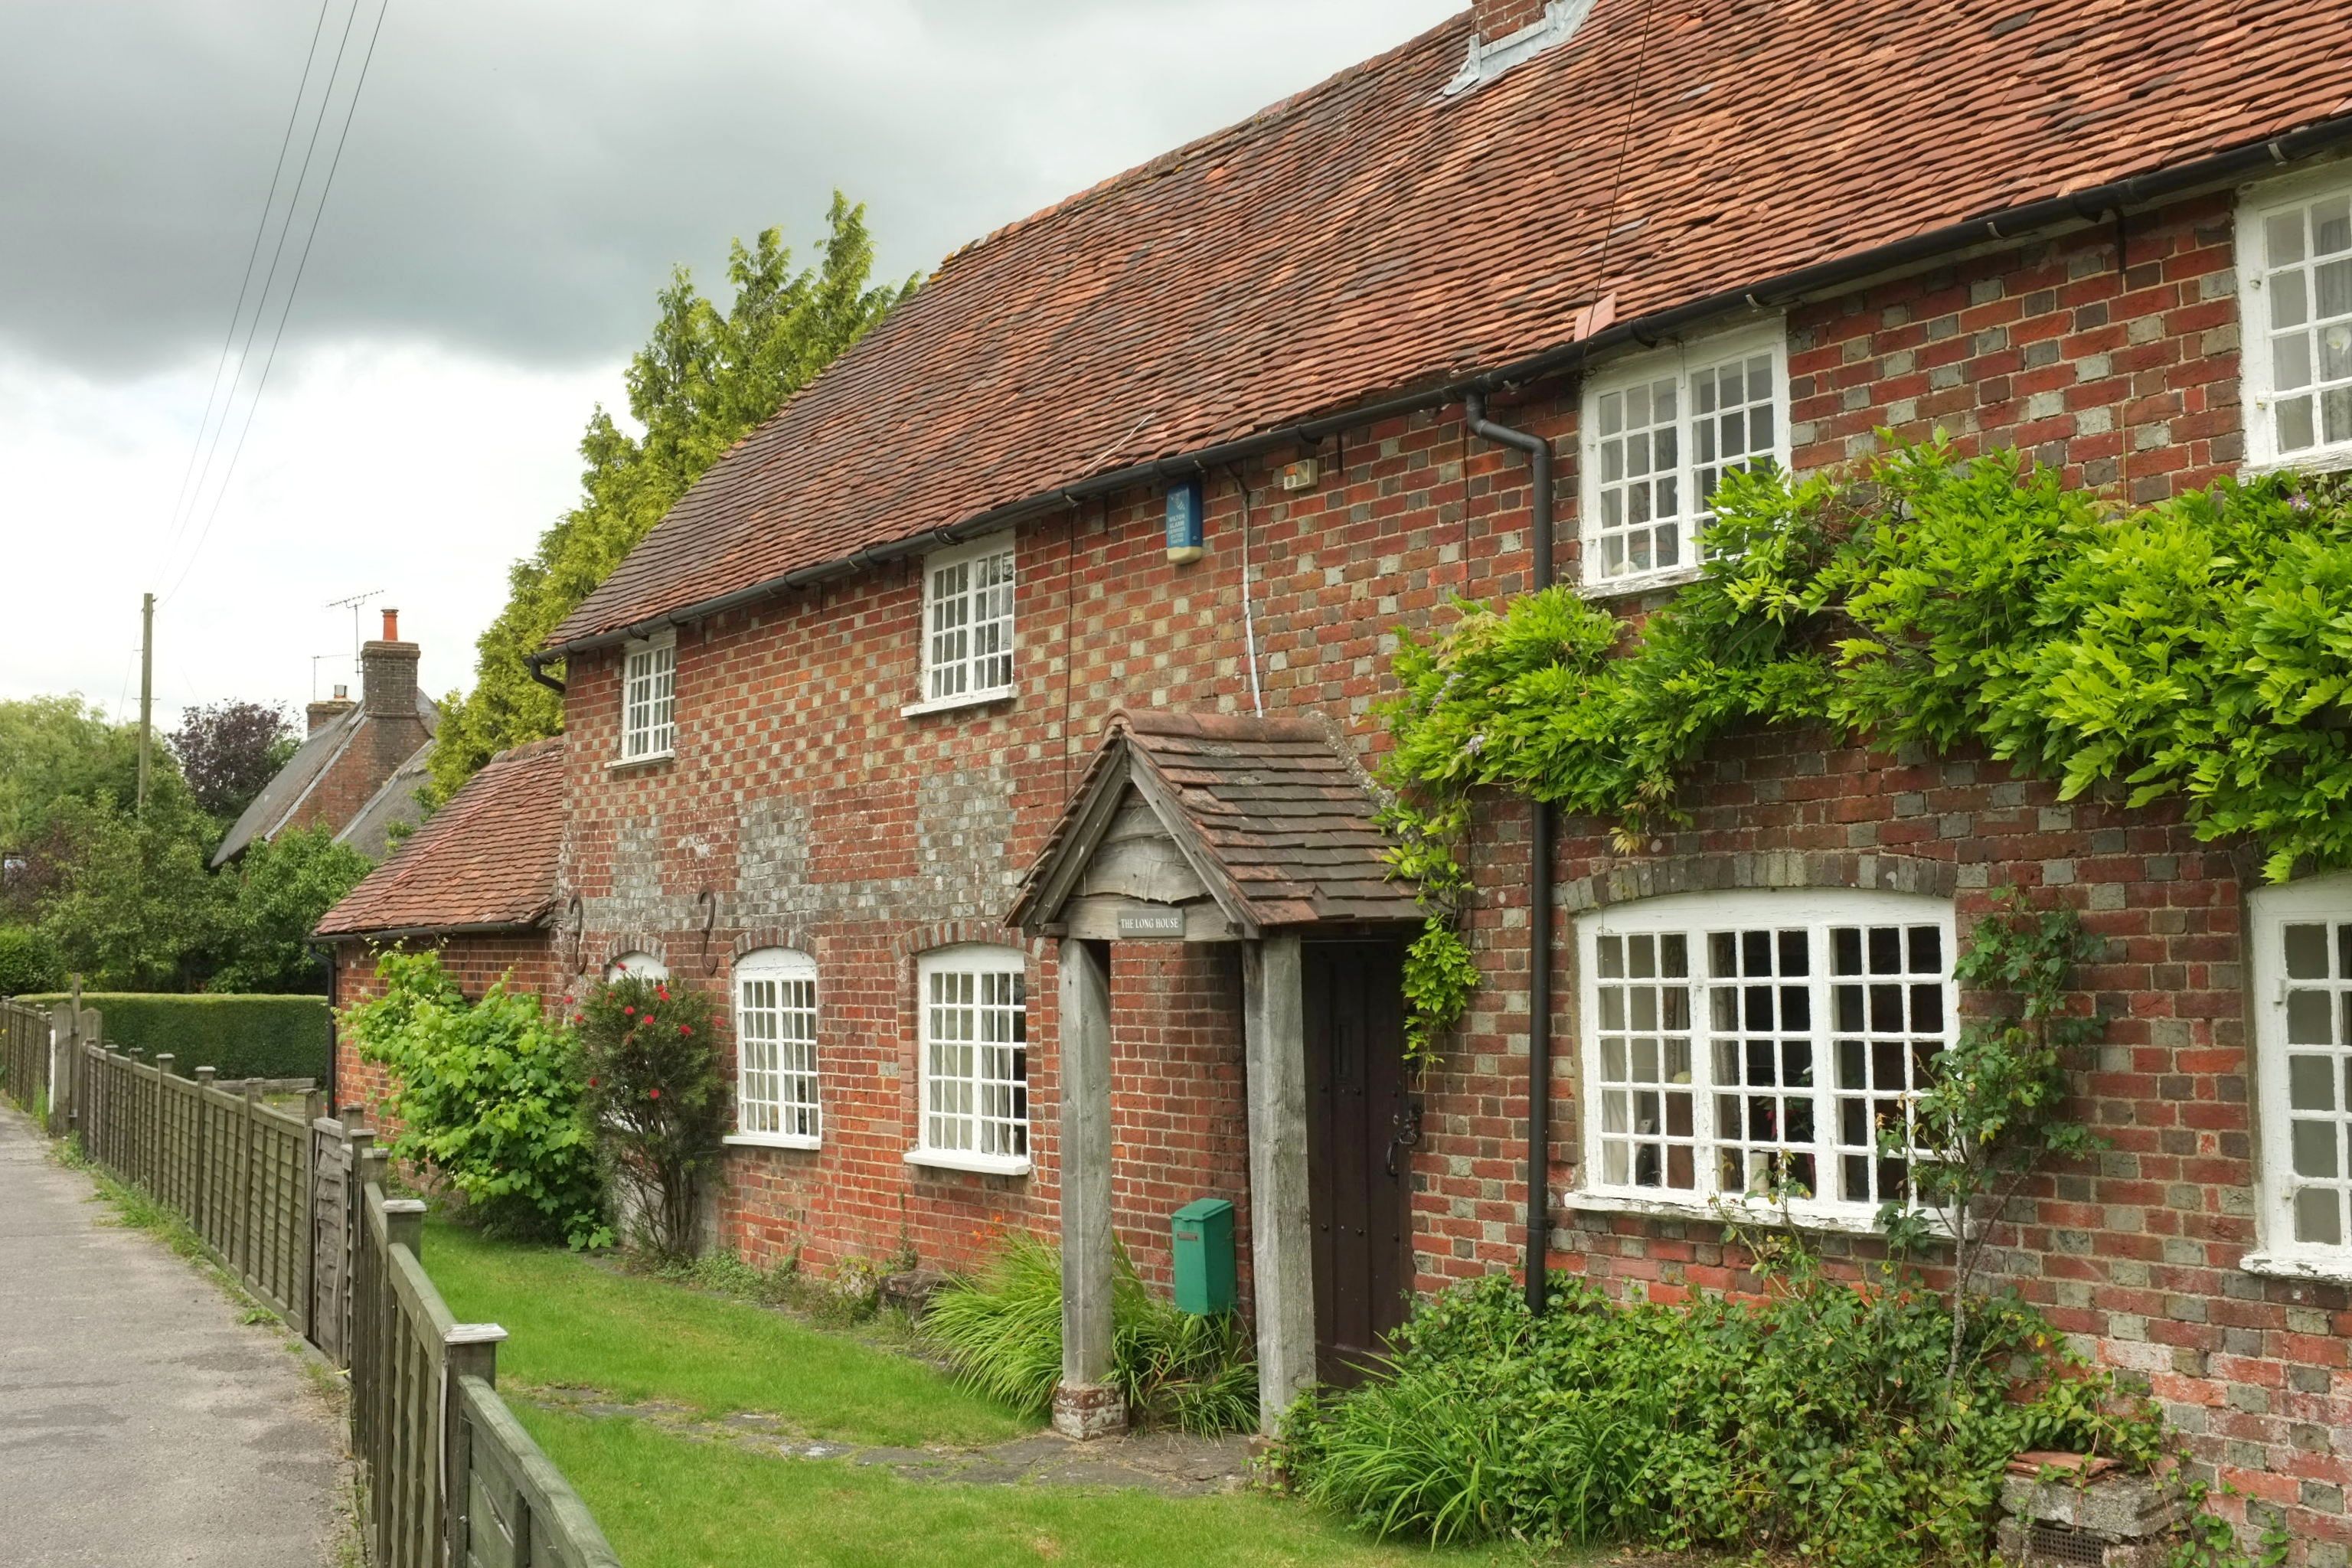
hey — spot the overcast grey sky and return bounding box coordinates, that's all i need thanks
[0,0,1461,718]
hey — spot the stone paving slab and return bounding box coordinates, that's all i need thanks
[0,1105,342,1567]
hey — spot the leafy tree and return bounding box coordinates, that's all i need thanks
[429,194,916,803]
[0,696,141,852]
[206,825,372,994]
[33,776,224,991]
[169,701,296,821]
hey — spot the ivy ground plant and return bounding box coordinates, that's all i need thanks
[1375,446,2352,1059]
[341,949,608,1247]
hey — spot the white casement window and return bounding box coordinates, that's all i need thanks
[606,951,668,982]
[1579,322,1788,591]
[906,945,1029,1175]
[2240,169,2352,472]
[909,535,1015,714]
[618,632,677,761]
[1576,889,1955,1229]
[2248,877,2352,1278]
[729,949,820,1149]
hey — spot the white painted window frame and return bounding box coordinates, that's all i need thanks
[905,534,1016,717]
[616,629,677,763]
[1577,319,1790,596]
[606,951,668,982]
[1570,887,1955,1234]
[906,944,1031,1177]
[2243,874,2352,1283]
[2237,164,2352,476]
[726,948,821,1151]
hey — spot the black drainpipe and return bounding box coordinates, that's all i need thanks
[1463,392,1556,1318]
[316,939,340,1116]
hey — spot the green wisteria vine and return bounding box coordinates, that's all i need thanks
[1376,443,2352,1063]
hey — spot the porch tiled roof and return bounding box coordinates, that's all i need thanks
[1011,710,1420,933]
[548,0,2352,652]
[314,737,567,939]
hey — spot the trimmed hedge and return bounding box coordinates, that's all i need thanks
[8,993,331,1081]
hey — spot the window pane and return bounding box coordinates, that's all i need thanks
[2269,210,2308,266]
[2287,924,2331,979]
[2280,394,2318,452]
[2297,1185,2344,1247]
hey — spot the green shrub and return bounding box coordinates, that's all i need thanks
[576,975,726,1259]
[13,991,328,1079]
[341,949,606,1248]
[925,1232,1259,1435]
[0,926,63,996]
[1280,1257,2163,1564]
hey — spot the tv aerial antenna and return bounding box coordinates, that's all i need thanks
[325,589,384,662]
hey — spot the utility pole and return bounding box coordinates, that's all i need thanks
[136,592,155,815]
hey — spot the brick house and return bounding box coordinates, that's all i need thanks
[341,0,2352,1547]
[317,736,568,1125]
[214,609,439,867]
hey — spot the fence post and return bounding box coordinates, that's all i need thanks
[442,1324,506,1566]
[153,1057,175,1211]
[46,1003,73,1137]
[240,1081,260,1282]
[194,1068,215,1249]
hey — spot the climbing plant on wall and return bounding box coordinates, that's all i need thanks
[1376,443,2352,1061]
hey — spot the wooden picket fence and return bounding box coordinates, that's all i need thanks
[0,998,51,1112]
[351,1153,620,1568]
[4,995,620,1567]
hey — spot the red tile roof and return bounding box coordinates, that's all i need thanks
[314,737,567,939]
[549,0,2352,652]
[1010,710,1423,934]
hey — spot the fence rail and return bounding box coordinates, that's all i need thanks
[4,995,620,1567]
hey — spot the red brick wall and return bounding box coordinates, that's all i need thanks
[331,932,560,1133]
[552,179,2350,1550]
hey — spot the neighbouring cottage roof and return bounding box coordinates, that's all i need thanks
[547,0,2352,655]
[335,740,435,863]
[211,689,441,867]
[314,737,566,939]
[1010,711,1422,936]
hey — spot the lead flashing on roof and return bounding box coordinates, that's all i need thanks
[1443,0,1597,96]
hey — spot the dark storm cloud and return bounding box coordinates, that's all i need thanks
[0,0,1459,378]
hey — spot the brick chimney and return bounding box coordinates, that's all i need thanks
[1474,0,1552,38]
[360,609,420,720]
[307,684,355,735]
[1450,0,1595,93]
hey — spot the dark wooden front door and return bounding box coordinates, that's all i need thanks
[1304,941,1416,1384]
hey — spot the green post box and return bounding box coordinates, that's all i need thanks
[1171,1197,1237,1315]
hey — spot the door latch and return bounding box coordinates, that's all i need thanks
[1385,1097,1424,1178]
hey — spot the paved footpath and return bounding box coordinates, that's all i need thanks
[0,1104,341,1566]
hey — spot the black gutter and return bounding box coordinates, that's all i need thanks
[529,115,2352,676]
[1465,393,1557,1319]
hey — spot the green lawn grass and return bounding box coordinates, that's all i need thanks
[521,1406,1567,1568]
[419,1218,1030,1447]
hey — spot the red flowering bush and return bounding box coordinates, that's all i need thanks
[577,975,725,1259]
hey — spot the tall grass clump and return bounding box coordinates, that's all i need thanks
[925,1232,1258,1434]
[1279,1250,2166,1566]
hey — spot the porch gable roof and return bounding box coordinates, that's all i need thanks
[1009,710,1420,938]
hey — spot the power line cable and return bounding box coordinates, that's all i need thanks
[164,0,371,594]
[163,0,394,605]
[155,0,338,572]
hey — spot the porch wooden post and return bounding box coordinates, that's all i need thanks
[1051,936,1126,1439]
[1243,932,1315,1432]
